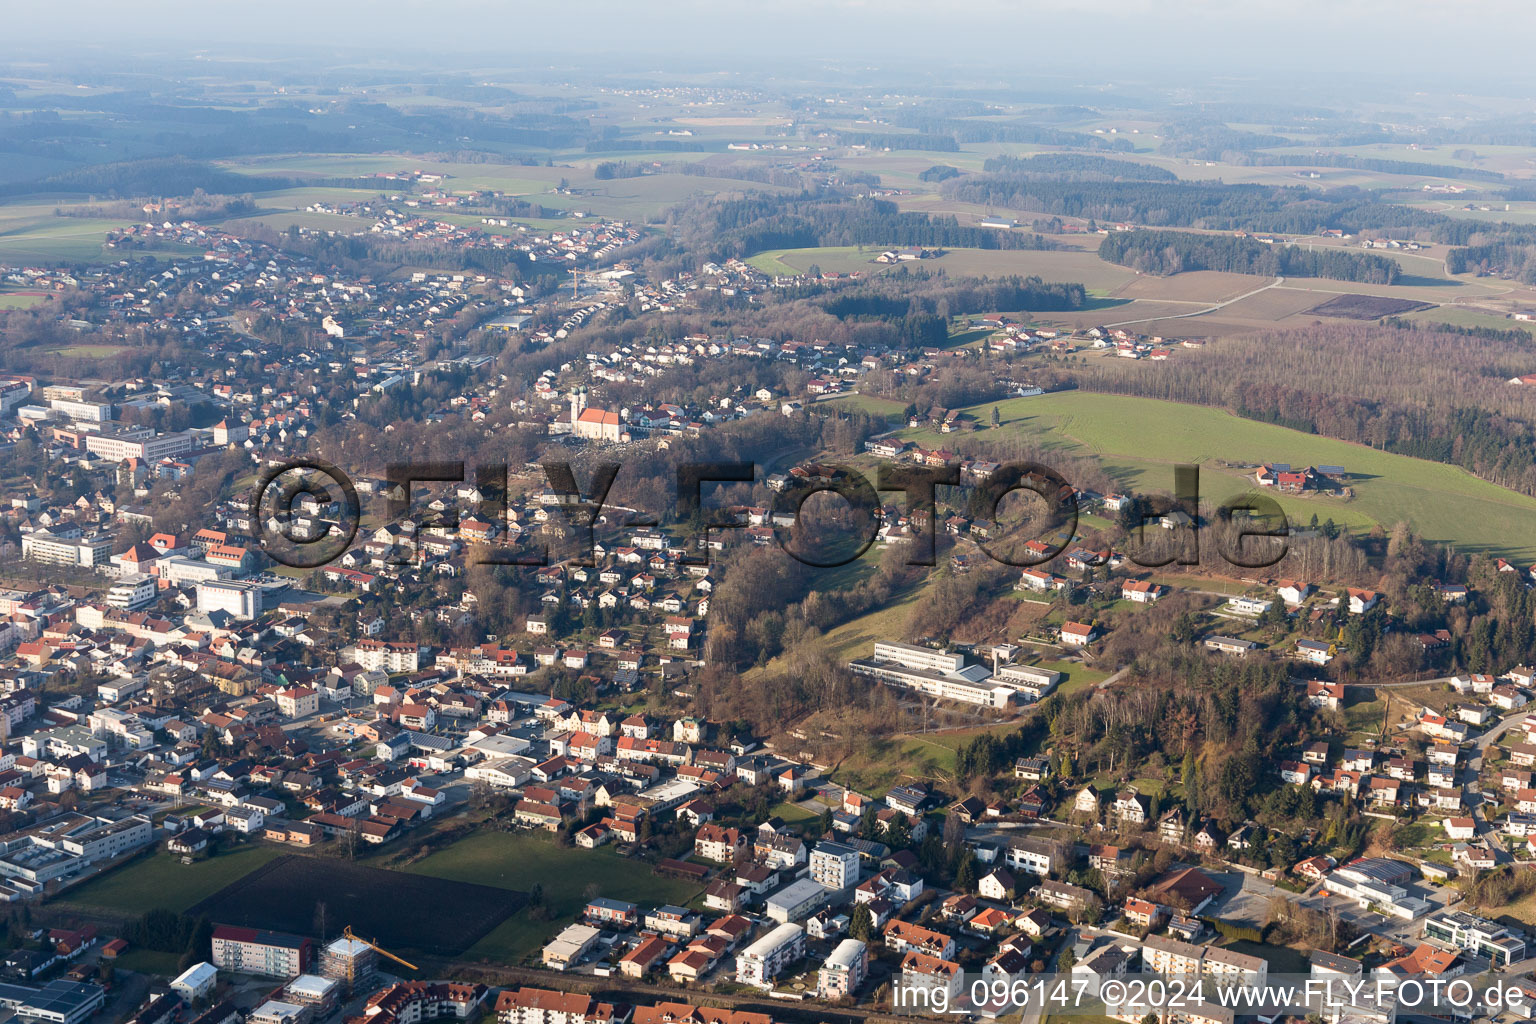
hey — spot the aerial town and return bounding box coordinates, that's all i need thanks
[6,10,1536,1024]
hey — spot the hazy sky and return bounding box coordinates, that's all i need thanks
[9,0,1536,92]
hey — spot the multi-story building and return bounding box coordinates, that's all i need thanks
[317,937,376,987]
[818,938,868,999]
[83,428,194,462]
[211,926,312,978]
[196,580,262,619]
[0,814,152,884]
[765,878,827,924]
[106,574,156,611]
[49,398,112,423]
[809,841,860,890]
[884,920,957,960]
[899,950,963,1005]
[274,686,319,719]
[355,640,420,674]
[160,557,230,586]
[22,531,113,568]
[1142,935,1204,976]
[1422,910,1527,967]
[735,922,804,989]
[694,824,744,863]
[1201,946,1267,986]
[848,641,1015,709]
[492,987,626,1024]
[1005,835,1060,876]
[351,982,486,1024]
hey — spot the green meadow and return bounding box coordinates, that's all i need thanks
[904,390,1536,562]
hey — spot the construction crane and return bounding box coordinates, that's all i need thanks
[341,925,417,994]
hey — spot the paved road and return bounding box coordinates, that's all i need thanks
[1466,713,1524,842]
[1286,675,1461,690]
[1096,666,1130,691]
[1100,276,1284,329]
[1210,865,1438,944]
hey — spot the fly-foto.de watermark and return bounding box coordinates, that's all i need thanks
[888,971,1536,1019]
[250,458,1291,571]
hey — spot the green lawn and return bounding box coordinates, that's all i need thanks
[48,344,130,358]
[108,949,184,975]
[1220,939,1311,975]
[907,390,1536,562]
[1044,660,1111,696]
[60,845,284,916]
[746,245,882,276]
[402,831,706,965]
[768,801,820,824]
[819,393,908,419]
[1394,821,1441,849]
[831,734,960,796]
[749,574,934,677]
[1344,695,1386,737]
[0,218,122,262]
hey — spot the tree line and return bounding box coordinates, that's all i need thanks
[1097,229,1401,283]
[979,153,1180,182]
[1068,321,1536,497]
[938,172,1536,246]
[684,192,1057,260]
[820,273,1086,323]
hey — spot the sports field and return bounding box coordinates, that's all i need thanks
[0,292,47,309]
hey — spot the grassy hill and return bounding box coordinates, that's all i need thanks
[905,390,1536,562]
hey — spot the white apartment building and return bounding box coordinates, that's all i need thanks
[22,531,113,568]
[106,574,156,611]
[1142,935,1205,976]
[736,922,804,989]
[49,398,112,423]
[83,429,194,462]
[197,579,263,619]
[809,841,860,889]
[354,640,420,674]
[818,938,868,999]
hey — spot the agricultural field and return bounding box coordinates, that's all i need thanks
[59,845,284,916]
[1405,305,1536,335]
[1109,270,1270,303]
[905,391,1536,563]
[218,154,561,194]
[746,245,1140,295]
[0,216,122,262]
[190,853,524,958]
[220,155,788,223]
[403,831,705,964]
[1308,294,1436,319]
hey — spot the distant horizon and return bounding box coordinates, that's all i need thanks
[6,0,1536,105]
